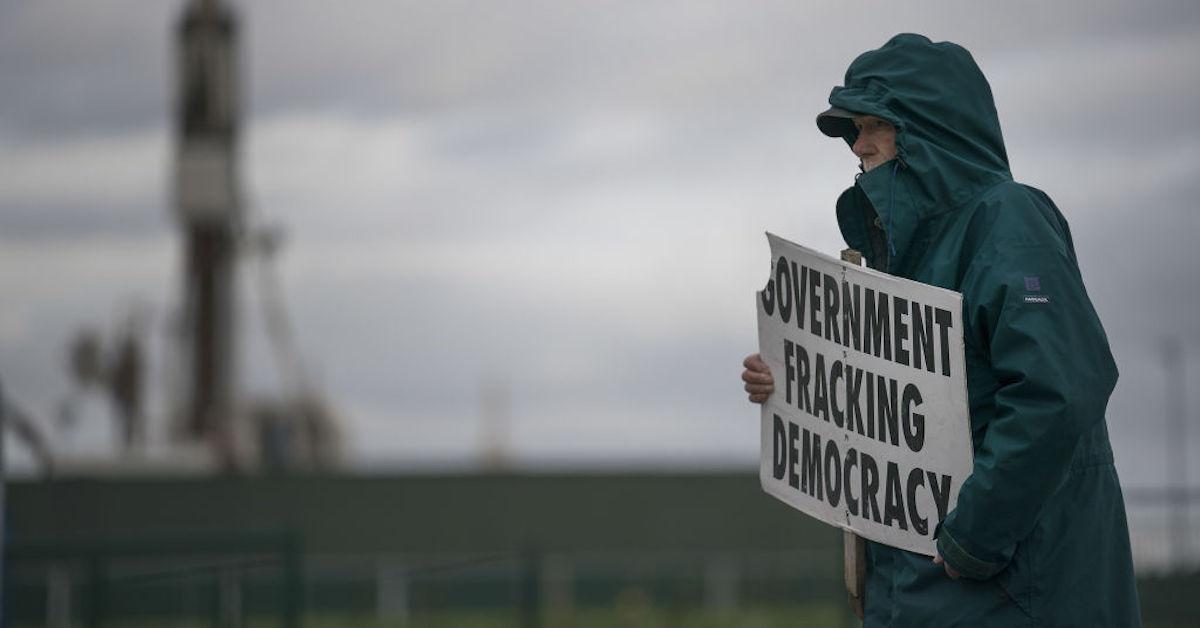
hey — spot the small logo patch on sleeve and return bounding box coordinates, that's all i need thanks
[1023,295,1050,304]
[1023,276,1041,291]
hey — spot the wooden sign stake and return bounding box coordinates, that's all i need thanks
[841,247,866,621]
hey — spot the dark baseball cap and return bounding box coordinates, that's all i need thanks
[816,106,857,138]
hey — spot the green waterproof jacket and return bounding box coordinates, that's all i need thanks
[821,34,1141,627]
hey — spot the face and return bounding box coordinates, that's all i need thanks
[852,115,898,172]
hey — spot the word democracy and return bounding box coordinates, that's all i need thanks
[771,414,953,536]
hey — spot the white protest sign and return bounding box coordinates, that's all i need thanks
[756,233,972,556]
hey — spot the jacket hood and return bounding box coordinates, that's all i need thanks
[829,34,1012,271]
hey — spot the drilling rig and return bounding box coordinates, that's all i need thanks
[170,0,342,471]
[174,0,242,466]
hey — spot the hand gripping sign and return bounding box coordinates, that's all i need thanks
[756,233,972,556]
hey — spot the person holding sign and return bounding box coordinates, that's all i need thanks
[742,34,1140,626]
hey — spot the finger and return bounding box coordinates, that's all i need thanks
[932,554,959,579]
[944,564,959,579]
[743,354,771,373]
[745,383,774,395]
[748,393,768,403]
[742,370,774,385]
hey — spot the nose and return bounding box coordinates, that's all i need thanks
[852,134,874,158]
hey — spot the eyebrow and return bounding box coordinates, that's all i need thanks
[856,118,890,128]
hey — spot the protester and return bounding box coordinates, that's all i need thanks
[742,34,1141,626]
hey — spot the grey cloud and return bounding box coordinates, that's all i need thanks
[0,1,173,140]
[0,203,169,239]
[7,0,1194,140]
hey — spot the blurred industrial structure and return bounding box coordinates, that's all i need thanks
[11,0,344,476]
[170,0,342,471]
[174,0,244,466]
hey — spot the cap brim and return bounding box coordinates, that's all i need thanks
[816,106,857,138]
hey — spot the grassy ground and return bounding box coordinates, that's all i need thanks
[12,605,1197,627]
[304,604,849,628]
[10,604,852,628]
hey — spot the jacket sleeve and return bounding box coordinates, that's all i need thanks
[935,198,1118,580]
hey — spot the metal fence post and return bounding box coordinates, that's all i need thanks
[282,530,302,628]
[86,554,105,628]
[0,377,6,628]
[520,546,541,628]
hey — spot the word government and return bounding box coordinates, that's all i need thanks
[762,256,956,378]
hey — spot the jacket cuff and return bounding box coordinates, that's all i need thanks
[935,524,1005,580]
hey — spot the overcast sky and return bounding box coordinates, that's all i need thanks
[1,0,1198,489]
